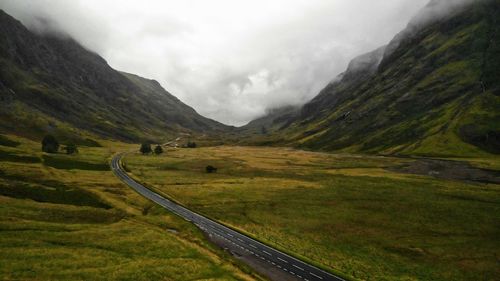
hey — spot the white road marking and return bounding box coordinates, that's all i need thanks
[278,257,288,263]
[293,264,305,271]
[310,272,323,279]
[263,250,272,256]
[249,244,257,249]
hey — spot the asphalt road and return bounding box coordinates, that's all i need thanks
[111,153,345,281]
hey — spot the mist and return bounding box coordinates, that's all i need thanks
[0,0,440,126]
[411,0,477,27]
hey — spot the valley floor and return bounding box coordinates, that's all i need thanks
[0,135,258,281]
[124,146,500,281]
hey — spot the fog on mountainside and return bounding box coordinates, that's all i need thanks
[240,0,499,157]
[0,0,438,126]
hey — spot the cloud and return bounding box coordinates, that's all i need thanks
[410,0,477,27]
[0,0,432,126]
[384,0,478,59]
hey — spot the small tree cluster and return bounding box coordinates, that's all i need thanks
[154,145,163,155]
[42,135,59,153]
[140,143,165,155]
[140,143,152,154]
[186,141,197,148]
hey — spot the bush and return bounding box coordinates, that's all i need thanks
[186,141,197,148]
[154,145,163,155]
[140,143,152,154]
[206,165,217,173]
[42,135,59,153]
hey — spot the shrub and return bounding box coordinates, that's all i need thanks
[154,145,163,155]
[206,165,217,173]
[187,141,197,148]
[140,143,152,154]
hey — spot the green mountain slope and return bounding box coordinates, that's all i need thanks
[0,10,230,144]
[245,0,499,157]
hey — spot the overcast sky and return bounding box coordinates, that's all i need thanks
[1,0,430,126]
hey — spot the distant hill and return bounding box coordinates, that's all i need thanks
[0,10,230,144]
[242,0,499,157]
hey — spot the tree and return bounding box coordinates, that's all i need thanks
[65,144,78,154]
[187,141,197,148]
[42,135,59,153]
[154,145,163,155]
[140,143,152,154]
[206,165,217,173]
[261,126,268,135]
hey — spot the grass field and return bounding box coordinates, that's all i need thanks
[0,135,259,281]
[125,146,500,281]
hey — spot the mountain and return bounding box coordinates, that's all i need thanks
[0,10,230,144]
[243,0,500,157]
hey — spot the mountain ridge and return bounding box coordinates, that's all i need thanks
[241,0,500,157]
[0,9,231,144]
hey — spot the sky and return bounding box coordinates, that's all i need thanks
[0,0,431,126]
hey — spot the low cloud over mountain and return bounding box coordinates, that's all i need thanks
[0,0,441,125]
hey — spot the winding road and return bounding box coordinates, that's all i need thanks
[111,153,345,281]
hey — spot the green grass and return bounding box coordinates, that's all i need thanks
[0,135,258,281]
[42,154,110,171]
[125,146,500,281]
[0,150,41,163]
[0,134,20,147]
[0,174,111,209]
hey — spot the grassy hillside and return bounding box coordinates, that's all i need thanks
[241,0,499,157]
[124,146,500,281]
[0,10,230,144]
[0,134,257,280]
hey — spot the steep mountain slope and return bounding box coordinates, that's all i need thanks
[0,10,229,144]
[246,0,499,157]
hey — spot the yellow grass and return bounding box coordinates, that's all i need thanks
[0,135,259,281]
[125,145,500,281]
